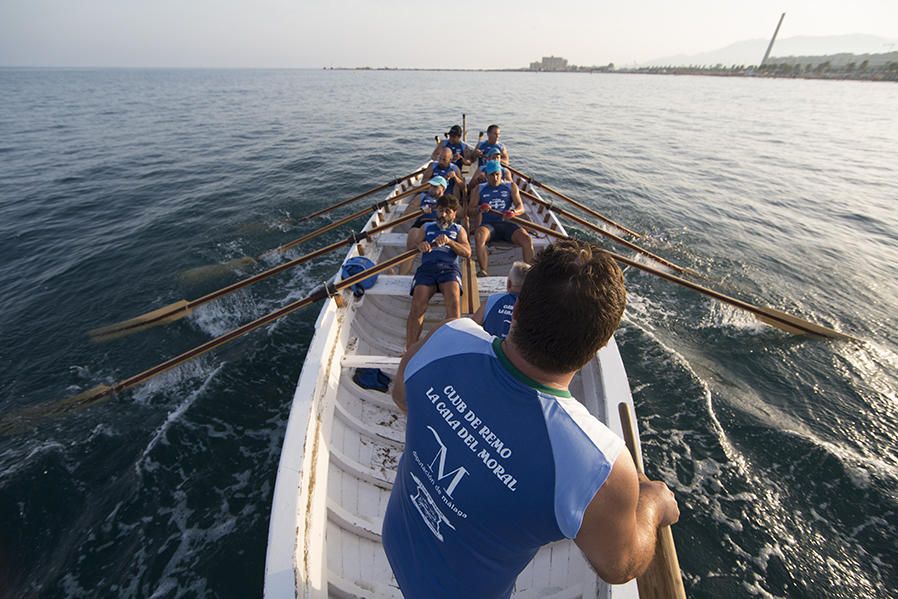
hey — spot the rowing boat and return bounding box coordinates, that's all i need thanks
[263,160,642,598]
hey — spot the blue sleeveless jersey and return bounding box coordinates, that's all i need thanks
[482,291,518,339]
[382,319,624,599]
[430,161,461,192]
[418,191,440,211]
[441,139,467,168]
[477,140,506,165]
[478,182,513,224]
[422,222,462,266]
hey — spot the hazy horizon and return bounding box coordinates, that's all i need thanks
[2,1,898,69]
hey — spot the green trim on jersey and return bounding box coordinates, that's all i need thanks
[492,338,573,398]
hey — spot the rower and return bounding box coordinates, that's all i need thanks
[404,196,471,349]
[400,176,448,274]
[468,147,512,192]
[422,147,465,200]
[474,124,509,167]
[431,124,473,170]
[468,161,534,276]
[472,261,530,339]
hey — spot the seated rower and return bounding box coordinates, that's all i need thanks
[473,261,531,339]
[431,124,474,170]
[473,123,510,167]
[468,161,534,276]
[400,176,448,274]
[422,147,465,200]
[405,196,471,349]
[468,147,512,192]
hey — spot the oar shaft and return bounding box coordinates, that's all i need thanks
[503,212,849,339]
[507,165,642,238]
[299,167,427,223]
[618,402,687,599]
[192,209,424,310]
[89,250,420,402]
[276,184,425,254]
[520,189,693,276]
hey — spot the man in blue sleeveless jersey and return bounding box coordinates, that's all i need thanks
[474,124,509,166]
[467,147,513,193]
[399,176,448,275]
[473,261,530,339]
[422,148,464,199]
[383,240,679,598]
[405,196,472,349]
[431,124,473,170]
[468,161,534,276]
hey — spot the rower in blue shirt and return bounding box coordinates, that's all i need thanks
[468,147,513,193]
[400,176,448,274]
[474,124,509,166]
[383,240,680,599]
[473,261,531,338]
[431,124,473,170]
[468,161,534,276]
[405,196,472,348]
[422,148,465,198]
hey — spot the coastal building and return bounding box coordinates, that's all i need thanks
[529,56,569,71]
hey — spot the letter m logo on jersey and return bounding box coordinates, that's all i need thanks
[426,426,469,497]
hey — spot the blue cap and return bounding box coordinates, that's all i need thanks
[486,147,502,156]
[483,161,502,175]
[428,176,448,188]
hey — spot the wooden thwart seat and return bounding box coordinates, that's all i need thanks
[364,275,507,297]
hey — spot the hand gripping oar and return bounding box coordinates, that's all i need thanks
[36,249,422,420]
[506,164,643,239]
[298,167,427,224]
[89,208,425,342]
[179,183,425,283]
[520,189,700,278]
[618,402,687,599]
[495,211,855,340]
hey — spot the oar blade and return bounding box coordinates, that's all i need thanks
[754,307,855,340]
[89,300,193,343]
[0,384,115,435]
[178,256,257,284]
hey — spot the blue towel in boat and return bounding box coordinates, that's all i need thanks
[353,368,391,392]
[341,256,379,298]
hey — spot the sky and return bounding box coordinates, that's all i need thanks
[1,0,897,69]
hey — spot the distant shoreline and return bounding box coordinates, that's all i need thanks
[326,66,897,82]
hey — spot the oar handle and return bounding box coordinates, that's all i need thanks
[508,165,642,239]
[618,402,687,599]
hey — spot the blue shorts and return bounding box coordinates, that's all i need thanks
[482,221,522,243]
[410,262,462,295]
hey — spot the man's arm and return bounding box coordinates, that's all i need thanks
[392,319,457,414]
[574,451,679,584]
[448,226,472,258]
[502,183,524,219]
[430,142,443,161]
[471,301,486,325]
[468,184,482,218]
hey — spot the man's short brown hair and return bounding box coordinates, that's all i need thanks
[510,240,626,373]
[437,196,459,211]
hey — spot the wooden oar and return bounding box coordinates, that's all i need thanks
[179,184,425,283]
[507,165,643,239]
[462,211,481,315]
[618,402,687,599]
[265,184,425,257]
[2,249,423,428]
[520,189,700,277]
[298,167,427,223]
[497,211,855,340]
[89,209,425,342]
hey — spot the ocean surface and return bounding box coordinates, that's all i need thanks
[0,68,895,598]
